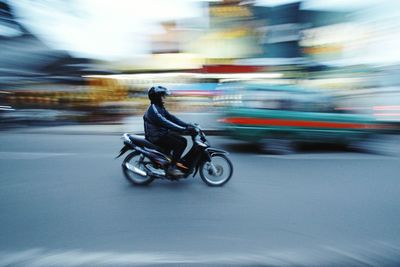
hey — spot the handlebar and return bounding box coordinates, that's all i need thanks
[185,123,202,135]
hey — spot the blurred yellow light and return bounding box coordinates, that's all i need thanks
[210,6,252,17]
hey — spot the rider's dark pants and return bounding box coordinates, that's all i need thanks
[154,133,187,164]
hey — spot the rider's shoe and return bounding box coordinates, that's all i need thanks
[167,165,185,177]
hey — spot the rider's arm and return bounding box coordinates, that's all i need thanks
[150,104,186,132]
[164,109,189,128]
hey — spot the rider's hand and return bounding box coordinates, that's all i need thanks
[185,125,197,135]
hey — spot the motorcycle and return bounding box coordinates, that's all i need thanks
[116,124,233,186]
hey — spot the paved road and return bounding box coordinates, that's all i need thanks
[1,132,400,266]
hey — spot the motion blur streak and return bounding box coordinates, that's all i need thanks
[1,242,400,267]
[221,117,375,129]
[373,106,400,111]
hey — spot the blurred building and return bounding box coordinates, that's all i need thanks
[0,1,114,87]
[0,1,128,124]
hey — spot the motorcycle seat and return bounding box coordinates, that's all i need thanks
[127,134,164,152]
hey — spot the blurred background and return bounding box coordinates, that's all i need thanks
[1,0,399,150]
[2,2,400,266]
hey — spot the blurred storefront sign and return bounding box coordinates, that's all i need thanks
[261,23,302,44]
[300,23,363,64]
[106,53,203,72]
[250,3,356,66]
[196,0,258,61]
[209,5,252,18]
[254,2,302,60]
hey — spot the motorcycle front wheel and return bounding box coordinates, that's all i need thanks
[122,151,154,185]
[200,154,233,186]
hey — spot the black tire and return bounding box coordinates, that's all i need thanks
[122,152,155,186]
[260,138,295,155]
[348,134,399,156]
[200,154,233,186]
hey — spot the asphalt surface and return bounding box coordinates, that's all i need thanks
[1,131,400,266]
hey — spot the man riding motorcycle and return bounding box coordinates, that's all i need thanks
[143,86,196,177]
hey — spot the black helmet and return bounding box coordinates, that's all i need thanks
[148,86,170,104]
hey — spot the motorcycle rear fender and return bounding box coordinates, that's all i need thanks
[115,144,132,159]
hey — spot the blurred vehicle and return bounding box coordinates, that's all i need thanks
[335,88,400,126]
[217,81,396,154]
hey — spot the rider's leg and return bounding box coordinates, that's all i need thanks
[169,134,187,163]
[155,134,187,175]
[155,134,186,161]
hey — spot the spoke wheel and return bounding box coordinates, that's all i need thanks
[122,152,154,185]
[200,154,233,186]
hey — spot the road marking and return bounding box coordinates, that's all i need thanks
[0,152,74,160]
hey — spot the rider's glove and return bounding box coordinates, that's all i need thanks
[185,125,197,135]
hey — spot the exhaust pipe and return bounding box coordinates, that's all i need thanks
[125,163,147,177]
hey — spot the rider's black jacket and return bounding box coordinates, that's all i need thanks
[143,104,188,143]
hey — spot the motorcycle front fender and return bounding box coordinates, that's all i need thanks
[205,147,229,156]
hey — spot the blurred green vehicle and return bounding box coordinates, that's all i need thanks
[217,82,395,154]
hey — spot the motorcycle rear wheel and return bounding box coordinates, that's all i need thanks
[122,152,154,185]
[200,154,233,186]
